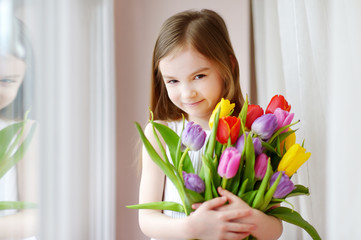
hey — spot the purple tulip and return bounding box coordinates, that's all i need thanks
[251,114,278,140]
[254,153,268,180]
[182,121,206,151]
[218,147,241,179]
[182,171,205,193]
[274,108,294,132]
[270,171,296,198]
[235,133,264,156]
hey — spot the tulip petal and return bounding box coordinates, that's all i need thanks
[278,144,299,171]
[216,118,231,144]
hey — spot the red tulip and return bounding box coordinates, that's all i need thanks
[216,116,240,145]
[246,104,264,129]
[266,95,291,114]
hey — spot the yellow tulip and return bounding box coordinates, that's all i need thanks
[209,98,235,129]
[278,144,311,177]
[280,131,296,155]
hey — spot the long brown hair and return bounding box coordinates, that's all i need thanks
[150,9,244,121]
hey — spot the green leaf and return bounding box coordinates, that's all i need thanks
[286,185,310,198]
[202,155,214,201]
[152,121,194,173]
[0,201,37,211]
[134,122,185,202]
[252,159,273,209]
[237,178,248,197]
[261,141,279,156]
[240,190,257,206]
[260,172,282,211]
[267,207,321,240]
[126,201,185,213]
[242,134,255,191]
[268,120,300,143]
[0,122,37,179]
[238,94,249,136]
[277,129,297,143]
[184,188,204,205]
[205,107,221,158]
[202,154,219,188]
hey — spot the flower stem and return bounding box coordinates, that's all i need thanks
[222,177,228,189]
[178,147,190,178]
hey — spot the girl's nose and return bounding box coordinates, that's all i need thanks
[182,84,197,98]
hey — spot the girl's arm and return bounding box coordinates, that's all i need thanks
[138,122,255,240]
[217,187,283,240]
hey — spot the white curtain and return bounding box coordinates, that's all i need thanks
[253,0,361,239]
[32,0,116,239]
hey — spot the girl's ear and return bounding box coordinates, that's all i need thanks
[229,54,236,73]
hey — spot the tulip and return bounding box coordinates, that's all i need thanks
[182,171,205,193]
[209,98,235,129]
[254,153,268,180]
[270,171,296,198]
[218,147,241,179]
[278,144,311,177]
[251,114,278,140]
[280,131,296,155]
[235,133,263,156]
[182,121,206,151]
[266,95,291,114]
[246,104,264,129]
[216,116,240,145]
[274,108,294,132]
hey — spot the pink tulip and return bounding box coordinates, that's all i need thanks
[274,108,294,132]
[254,153,268,180]
[218,147,241,179]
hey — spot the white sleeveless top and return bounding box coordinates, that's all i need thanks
[151,120,210,240]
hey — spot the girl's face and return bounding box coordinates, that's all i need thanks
[0,55,26,110]
[159,46,224,128]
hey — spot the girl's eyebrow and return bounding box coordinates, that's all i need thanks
[189,67,210,77]
[162,67,210,79]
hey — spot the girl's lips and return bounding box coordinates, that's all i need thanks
[184,99,204,107]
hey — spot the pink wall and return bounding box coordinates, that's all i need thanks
[114,1,251,239]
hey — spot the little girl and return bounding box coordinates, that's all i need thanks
[139,9,283,240]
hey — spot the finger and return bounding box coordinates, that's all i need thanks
[218,187,249,208]
[218,187,240,202]
[225,222,256,233]
[222,231,251,240]
[219,209,252,221]
[192,203,202,209]
[198,196,227,211]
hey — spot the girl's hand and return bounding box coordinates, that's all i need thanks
[215,187,283,240]
[188,196,255,240]
[216,187,253,215]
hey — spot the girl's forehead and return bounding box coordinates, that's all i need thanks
[160,46,209,67]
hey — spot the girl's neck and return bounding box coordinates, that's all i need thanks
[187,116,211,131]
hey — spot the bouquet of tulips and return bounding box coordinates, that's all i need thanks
[127,95,320,239]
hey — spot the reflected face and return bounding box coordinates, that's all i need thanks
[0,55,26,110]
[159,46,224,126]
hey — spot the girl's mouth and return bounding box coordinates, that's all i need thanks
[184,99,204,107]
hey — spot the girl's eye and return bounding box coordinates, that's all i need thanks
[195,74,206,80]
[167,79,179,84]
